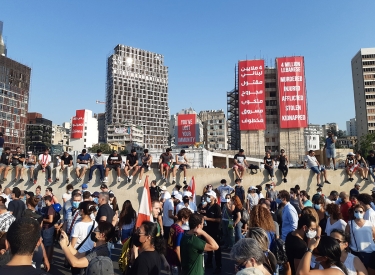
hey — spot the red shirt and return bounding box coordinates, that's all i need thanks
[340,201,353,222]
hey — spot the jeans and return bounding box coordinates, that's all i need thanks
[34,165,52,180]
[89,165,104,181]
[265,166,274,177]
[234,221,243,243]
[32,245,43,269]
[369,165,375,180]
[221,220,234,248]
[278,164,288,178]
[206,232,221,268]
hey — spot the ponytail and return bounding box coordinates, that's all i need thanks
[333,260,348,275]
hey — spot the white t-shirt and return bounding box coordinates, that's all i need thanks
[304,155,319,168]
[162,199,175,227]
[364,208,375,227]
[176,203,194,230]
[325,218,347,236]
[62,193,71,202]
[38,154,51,164]
[217,185,234,201]
[71,220,98,253]
[247,193,259,209]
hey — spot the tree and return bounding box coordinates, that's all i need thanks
[358,132,375,156]
[88,143,113,154]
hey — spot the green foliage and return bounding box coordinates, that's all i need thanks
[359,132,375,156]
[120,149,129,155]
[88,143,113,154]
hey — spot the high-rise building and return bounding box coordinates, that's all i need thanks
[96,113,106,143]
[69,109,98,151]
[346,118,357,136]
[0,21,7,57]
[352,48,375,140]
[199,110,227,150]
[321,123,339,137]
[105,45,169,149]
[0,22,31,151]
[26,113,52,153]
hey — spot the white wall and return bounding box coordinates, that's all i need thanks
[69,110,98,151]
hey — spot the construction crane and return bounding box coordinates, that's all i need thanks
[96,100,105,104]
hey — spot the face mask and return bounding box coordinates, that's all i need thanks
[276,198,282,204]
[22,196,26,202]
[318,192,322,195]
[314,204,321,210]
[67,190,72,194]
[306,229,317,239]
[95,206,99,211]
[325,211,330,217]
[206,197,211,203]
[184,221,189,227]
[208,187,212,191]
[90,232,98,242]
[93,197,99,204]
[270,186,274,189]
[226,199,231,203]
[183,198,190,204]
[354,212,364,219]
[131,232,142,247]
[337,198,342,204]
[72,201,80,209]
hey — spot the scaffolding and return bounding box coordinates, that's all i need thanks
[227,64,240,150]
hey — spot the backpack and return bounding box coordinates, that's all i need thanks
[241,208,250,224]
[270,236,288,264]
[235,186,245,201]
[118,237,132,273]
[248,164,259,174]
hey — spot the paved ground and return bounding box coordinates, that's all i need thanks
[49,244,236,275]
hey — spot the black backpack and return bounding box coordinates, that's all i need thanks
[270,236,288,264]
[248,164,259,174]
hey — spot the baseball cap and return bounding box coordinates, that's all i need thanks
[206,190,217,199]
[171,190,180,197]
[91,191,100,198]
[248,186,257,191]
[160,186,167,192]
[162,191,171,200]
[174,194,183,201]
[109,192,115,198]
[183,191,192,197]
[100,184,108,190]
[236,267,264,275]
[86,256,114,275]
[82,184,88,189]
[348,152,355,156]
[355,183,361,186]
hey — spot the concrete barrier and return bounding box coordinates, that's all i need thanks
[1,167,373,209]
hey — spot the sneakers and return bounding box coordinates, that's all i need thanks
[271,177,275,181]
[66,178,70,183]
[139,179,142,184]
[77,177,82,182]
[0,178,6,182]
[148,166,151,171]
[19,178,24,183]
[317,183,324,187]
[283,178,287,183]
[183,180,187,185]
[172,180,176,185]
[103,177,108,183]
[127,177,131,183]
[55,178,59,182]
[349,177,354,182]
[87,180,91,183]
[118,177,122,183]
[324,180,331,184]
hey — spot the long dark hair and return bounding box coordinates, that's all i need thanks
[142,221,165,254]
[119,200,136,227]
[317,236,348,275]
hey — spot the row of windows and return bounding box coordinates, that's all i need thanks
[363,67,375,72]
[363,61,375,66]
[362,54,375,59]
[266,100,277,106]
[367,109,375,113]
[365,81,375,86]
[366,95,375,99]
[266,109,277,115]
[364,74,375,79]
[265,137,277,142]
[365,88,375,93]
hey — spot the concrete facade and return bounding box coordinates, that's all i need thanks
[106,123,144,148]
[346,118,357,136]
[69,109,98,151]
[352,48,375,141]
[199,110,227,150]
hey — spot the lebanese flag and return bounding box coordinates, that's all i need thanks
[136,176,153,228]
[187,176,196,204]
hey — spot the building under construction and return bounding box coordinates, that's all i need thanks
[227,61,306,164]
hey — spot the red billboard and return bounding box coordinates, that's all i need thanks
[277,57,307,128]
[71,110,85,139]
[177,114,196,145]
[238,60,266,130]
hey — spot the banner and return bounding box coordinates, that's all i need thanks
[187,176,196,205]
[136,176,153,228]
[277,57,307,128]
[177,114,196,145]
[71,110,85,139]
[238,60,266,130]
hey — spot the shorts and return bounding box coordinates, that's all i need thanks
[12,164,23,168]
[41,226,55,247]
[141,164,149,170]
[0,163,10,168]
[126,164,138,169]
[326,148,336,159]
[162,163,170,169]
[106,164,120,170]
[24,164,35,169]
[311,166,325,174]
[77,164,88,169]
[233,165,244,171]
[178,164,187,170]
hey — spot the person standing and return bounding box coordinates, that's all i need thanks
[325,204,347,236]
[95,192,114,224]
[75,149,91,182]
[278,149,289,183]
[357,193,375,227]
[221,194,234,250]
[8,187,26,220]
[246,186,259,211]
[33,148,52,184]
[367,150,375,182]
[216,179,234,209]
[59,151,73,183]
[202,191,222,274]
[180,213,219,275]
[0,196,15,231]
[88,149,105,183]
[279,190,298,241]
[118,200,137,242]
[324,130,337,170]
[350,183,361,198]
[125,148,139,183]
[139,149,152,184]
[304,150,331,187]
[232,195,244,243]
[234,178,245,205]
[233,149,248,180]
[41,195,57,263]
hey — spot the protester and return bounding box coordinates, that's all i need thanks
[304,150,330,187]
[216,179,234,208]
[279,190,298,241]
[0,217,51,274]
[175,192,195,231]
[264,152,275,181]
[0,196,15,232]
[234,178,245,204]
[249,204,277,244]
[62,184,73,203]
[96,192,114,224]
[45,186,59,204]
[34,148,52,184]
[232,195,244,242]
[88,149,105,183]
[233,149,248,180]
[162,193,181,240]
[339,192,353,223]
[278,149,289,182]
[8,187,25,220]
[357,193,375,227]
[221,193,234,250]
[62,190,82,236]
[325,203,347,236]
[180,213,219,275]
[42,195,57,263]
[247,186,259,211]
[350,183,361,198]
[118,200,137,242]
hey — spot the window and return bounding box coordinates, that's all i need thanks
[265,138,269,142]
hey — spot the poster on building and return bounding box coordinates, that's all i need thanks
[177,114,196,145]
[277,56,307,128]
[238,60,266,130]
[71,110,85,139]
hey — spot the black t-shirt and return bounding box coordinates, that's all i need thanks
[8,199,26,220]
[96,203,114,223]
[11,153,25,166]
[234,154,246,165]
[127,153,138,166]
[264,157,273,166]
[203,203,222,236]
[128,250,161,275]
[0,137,4,148]
[159,153,173,164]
[107,154,122,165]
[0,153,10,165]
[0,265,51,274]
[150,186,161,201]
[232,207,241,221]
[285,232,307,275]
[22,208,43,224]
[367,155,375,166]
[350,188,359,198]
[61,154,73,165]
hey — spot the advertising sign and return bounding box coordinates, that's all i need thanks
[177,114,196,145]
[71,110,85,139]
[277,56,307,128]
[238,60,266,130]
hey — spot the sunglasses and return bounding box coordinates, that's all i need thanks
[334,238,345,244]
[354,210,364,213]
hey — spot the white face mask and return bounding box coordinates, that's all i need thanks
[306,229,317,239]
[226,199,230,203]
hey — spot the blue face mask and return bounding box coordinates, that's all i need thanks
[206,197,211,203]
[337,198,342,204]
[93,197,99,204]
[314,204,321,210]
[325,211,330,217]
[354,212,364,219]
[276,198,282,204]
[72,201,80,209]
[95,206,99,211]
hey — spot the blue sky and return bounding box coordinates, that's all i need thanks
[2,1,375,131]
